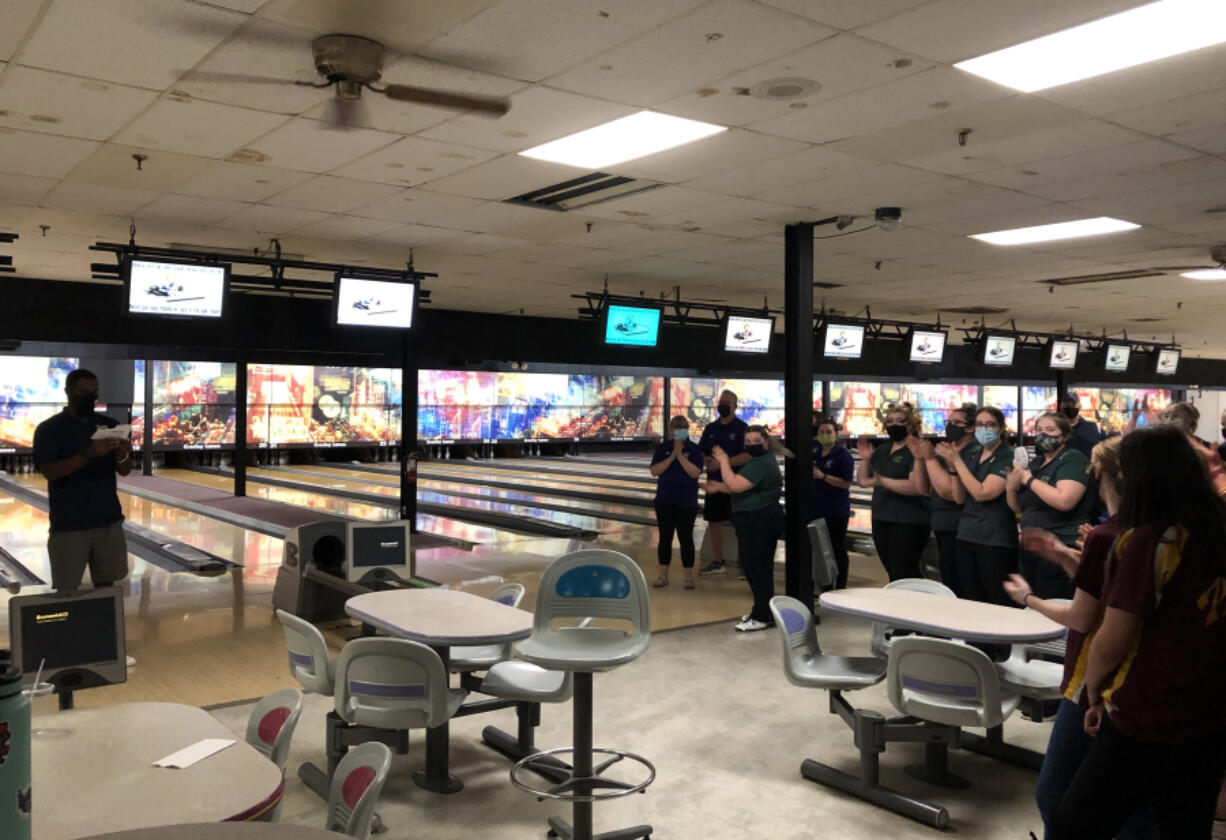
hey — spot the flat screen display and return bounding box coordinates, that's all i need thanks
[1049,340,1078,370]
[128,259,226,318]
[604,305,661,347]
[335,276,417,329]
[983,335,1016,366]
[1155,348,1180,375]
[1104,344,1131,373]
[10,587,125,689]
[823,324,865,359]
[909,330,946,363]
[347,521,412,582]
[724,316,773,354]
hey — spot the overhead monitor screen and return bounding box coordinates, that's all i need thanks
[334,276,417,329]
[1104,343,1131,373]
[604,305,661,347]
[983,335,1016,366]
[1049,340,1078,370]
[823,324,865,359]
[1155,348,1180,375]
[909,330,946,363]
[128,259,226,318]
[724,316,773,354]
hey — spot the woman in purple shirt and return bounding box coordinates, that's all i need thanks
[649,415,705,589]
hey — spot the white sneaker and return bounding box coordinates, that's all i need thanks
[125,655,136,668]
[734,618,769,632]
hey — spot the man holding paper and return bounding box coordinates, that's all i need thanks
[33,368,132,591]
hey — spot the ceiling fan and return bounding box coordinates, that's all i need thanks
[185,34,510,127]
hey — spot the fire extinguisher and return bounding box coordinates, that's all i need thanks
[404,450,419,485]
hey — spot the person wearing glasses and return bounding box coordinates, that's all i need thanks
[857,404,931,581]
[33,368,132,592]
[913,403,979,595]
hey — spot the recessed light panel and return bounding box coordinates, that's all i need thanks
[519,111,727,170]
[955,0,1226,92]
[970,217,1139,246]
[1182,269,1226,280]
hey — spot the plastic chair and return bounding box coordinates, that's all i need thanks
[246,687,305,772]
[806,520,839,590]
[510,549,654,840]
[276,608,336,694]
[996,602,1068,720]
[334,637,468,733]
[869,578,957,660]
[450,582,526,673]
[886,636,1021,787]
[770,596,886,691]
[325,742,393,840]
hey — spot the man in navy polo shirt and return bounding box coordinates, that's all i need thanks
[33,368,132,592]
[698,389,749,574]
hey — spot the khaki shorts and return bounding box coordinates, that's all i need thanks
[47,521,129,591]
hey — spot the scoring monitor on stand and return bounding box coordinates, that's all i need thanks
[347,521,413,585]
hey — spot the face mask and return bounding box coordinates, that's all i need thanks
[70,394,96,415]
[944,422,966,442]
[885,425,908,442]
[673,429,688,441]
[745,443,767,457]
[1035,433,1062,453]
[974,427,998,447]
[717,403,732,418]
[1060,406,1079,420]
[816,432,836,446]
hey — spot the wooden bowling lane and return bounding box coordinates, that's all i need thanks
[383,459,660,493]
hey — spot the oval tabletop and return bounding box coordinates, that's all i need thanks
[34,702,285,840]
[80,825,341,840]
[345,587,534,645]
[819,588,1065,643]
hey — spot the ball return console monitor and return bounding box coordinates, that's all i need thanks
[9,586,126,710]
[346,520,413,586]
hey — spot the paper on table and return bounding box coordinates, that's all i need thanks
[154,738,235,769]
[91,424,132,441]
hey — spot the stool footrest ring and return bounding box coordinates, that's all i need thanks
[511,746,655,802]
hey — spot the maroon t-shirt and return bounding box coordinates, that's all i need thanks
[1100,524,1226,743]
[1061,517,1119,701]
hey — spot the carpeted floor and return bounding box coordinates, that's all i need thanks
[211,609,1054,839]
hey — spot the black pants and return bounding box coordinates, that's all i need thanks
[821,515,850,590]
[654,502,698,567]
[732,506,783,623]
[1048,715,1226,840]
[1021,546,1076,600]
[956,540,1018,606]
[933,529,961,595]
[870,520,929,581]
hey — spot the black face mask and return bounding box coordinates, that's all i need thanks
[886,425,908,442]
[1060,406,1079,420]
[70,394,97,416]
[745,443,767,457]
[944,422,966,442]
[717,403,732,418]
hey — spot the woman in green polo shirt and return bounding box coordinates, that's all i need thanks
[856,404,931,581]
[1007,411,1093,599]
[707,424,790,633]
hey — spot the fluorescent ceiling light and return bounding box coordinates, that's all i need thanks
[519,111,726,169]
[1182,268,1226,280]
[970,217,1140,246]
[955,0,1226,92]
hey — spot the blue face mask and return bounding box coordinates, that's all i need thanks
[673,429,688,441]
[974,427,998,447]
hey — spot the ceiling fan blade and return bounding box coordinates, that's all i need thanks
[381,84,509,116]
[179,69,320,87]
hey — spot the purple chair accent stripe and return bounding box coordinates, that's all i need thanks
[350,680,427,698]
[780,608,807,635]
[902,675,979,698]
[288,651,315,674]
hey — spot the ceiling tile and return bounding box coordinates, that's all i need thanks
[135,193,249,225]
[0,0,44,62]
[64,144,215,191]
[263,175,403,213]
[0,128,99,178]
[419,86,635,153]
[654,197,809,231]
[0,173,57,205]
[231,118,399,173]
[290,215,404,241]
[602,253,716,280]
[420,0,705,82]
[365,223,469,248]
[1107,88,1226,138]
[113,96,289,158]
[329,136,500,186]
[605,230,732,257]
[546,0,837,106]
[968,140,1202,194]
[1165,122,1226,157]
[419,154,587,200]
[683,145,876,196]
[1069,177,1226,218]
[437,233,534,255]
[581,186,726,222]
[904,188,1051,226]
[172,161,314,202]
[426,200,549,233]
[606,129,807,184]
[257,0,502,55]
[349,189,484,225]
[1016,155,1226,203]
[753,162,939,208]
[215,203,332,234]
[40,181,159,215]
[0,66,159,141]
[754,0,934,30]
[854,0,1150,63]
[21,0,246,89]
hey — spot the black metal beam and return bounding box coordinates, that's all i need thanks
[784,223,815,609]
[142,359,154,476]
[400,339,418,531]
[234,359,248,498]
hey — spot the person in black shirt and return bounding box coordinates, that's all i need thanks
[1059,393,1105,460]
[697,390,749,575]
[32,368,132,591]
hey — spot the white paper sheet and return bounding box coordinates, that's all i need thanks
[91,424,132,441]
[154,738,235,768]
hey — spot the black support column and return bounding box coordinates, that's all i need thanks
[141,359,153,476]
[234,359,247,498]
[400,336,418,532]
[662,375,671,436]
[784,223,816,608]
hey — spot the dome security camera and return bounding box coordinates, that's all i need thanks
[875,207,902,232]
